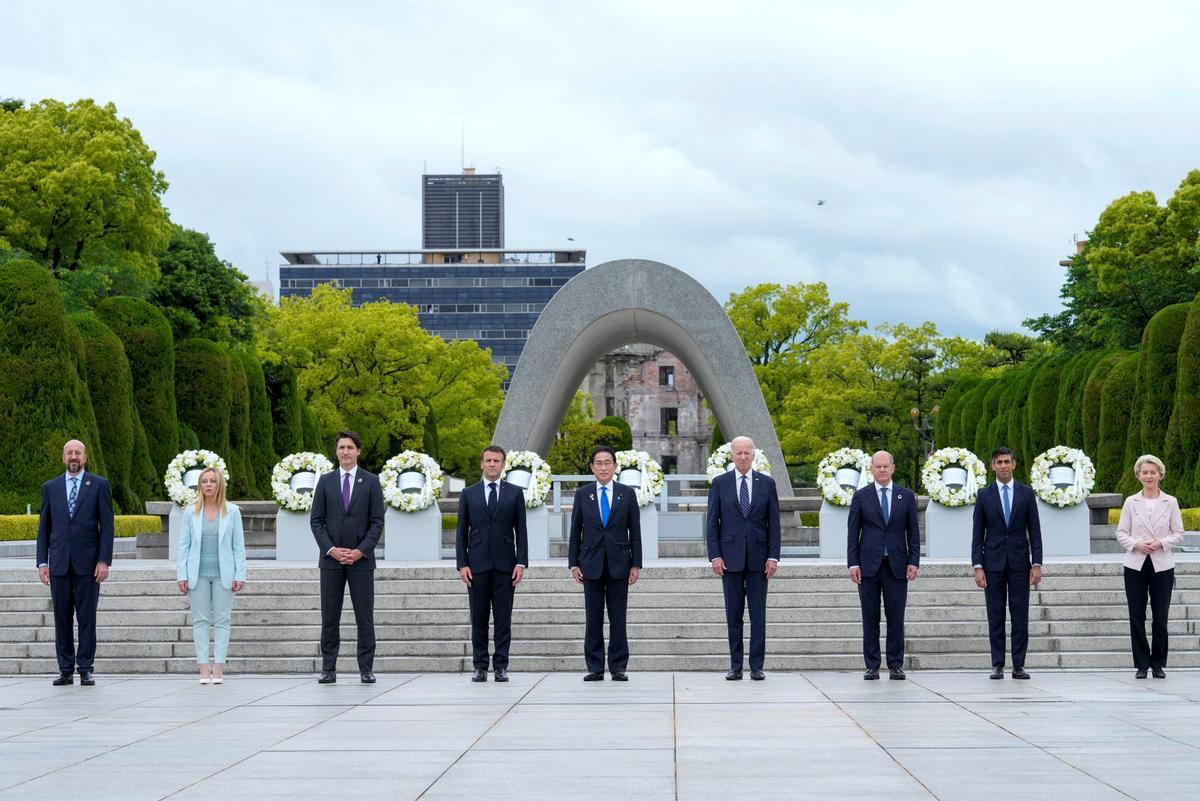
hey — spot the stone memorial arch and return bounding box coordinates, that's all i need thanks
[494,258,792,497]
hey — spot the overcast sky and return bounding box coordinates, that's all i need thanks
[6,1,1199,339]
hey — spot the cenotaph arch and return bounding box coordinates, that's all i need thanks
[494,258,792,497]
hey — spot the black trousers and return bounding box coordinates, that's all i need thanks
[468,568,516,670]
[583,564,629,674]
[1124,557,1174,670]
[50,568,100,673]
[320,566,375,672]
[984,567,1031,668]
[722,569,768,671]
[859,556,908,670]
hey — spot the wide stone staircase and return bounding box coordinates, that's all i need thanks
[2,561,1199,674]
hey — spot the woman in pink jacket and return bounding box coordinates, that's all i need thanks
[1116,454,1185,679]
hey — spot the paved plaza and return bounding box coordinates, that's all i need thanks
[1,670,1197,800]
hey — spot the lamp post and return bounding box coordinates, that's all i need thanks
[910,405,939,488]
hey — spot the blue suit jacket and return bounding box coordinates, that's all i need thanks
[456,479,528,572]
[176,503,247,589]
[971,481,1043,570]
[36,471,115,575]
[705,470,781,572]
[847,483,920,579]
[568,483,642,580]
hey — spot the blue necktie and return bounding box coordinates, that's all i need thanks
[880,487,889,556]
[488,482,497,513]
[738,475,750,517]
[600,486,610,526]
[1002,484,1011,526]
[68,477,78,518]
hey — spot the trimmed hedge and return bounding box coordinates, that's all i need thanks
[1096,353,1140,492]
[936,377,980,447]
[1120,303,1190,495]
[598,416,634,450]
[1025,355,1065,462]
[0,514,160,541]
[1108,507,1200,530]
[1163,294,1200,505]
[224,347,253,498]
[1055,350,1107,448]
[68,313,146,513]
[237,350,277,498]
[174,338,232,460]
[0,260,103,513]
[973,375,1011,459]
[1082,351,1126,456]
[263,358,304,457]
[1002,367,1038,481]
[95,296,179,486]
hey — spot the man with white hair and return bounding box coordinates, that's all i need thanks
[706,436,781,680]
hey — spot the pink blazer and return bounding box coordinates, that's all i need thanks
[1116,491,1185,571]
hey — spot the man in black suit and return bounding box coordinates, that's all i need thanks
[457,445,528,682]
[36,439,114,686]
[847,450,921,680]
[310,430,385,684]
[569,445,641,681]
[706,436,781,681]
[972,446,1043,679]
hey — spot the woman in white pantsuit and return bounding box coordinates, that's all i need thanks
[176,468,246,683]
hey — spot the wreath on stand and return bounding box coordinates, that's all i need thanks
[705,442,771,483]
[379,450,444,512]
[1030,446,1095,507]
[921,447,987,507]
[816,448,872,507]
[270,452,335,512]
[502,450,553,509]
[615,450,666,507]
[164,450,229,508]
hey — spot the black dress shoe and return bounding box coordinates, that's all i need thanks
[360,671,376,684]
[583,672,604,681]
[725,668,743,680]
[78,669,94,686]
[1011,667,1030,679]
[750,669,766,681]
[863,667,879,680]
[990,666,1004,680]
[889,666,906,680]
[318,671,336,684]
[471,668,487,682]
[1152,667,1166,679]
[611,672,628,681]
[1135,669,1148,679]
[52,671,73,686]
[494,668,509,682]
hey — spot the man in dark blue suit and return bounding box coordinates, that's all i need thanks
[847,450,920,680]
[972,446,1043,679]
[706,436,781,681]
[457,445,528,682]
[310,430,385,684]
[36,439,114,686]
[569,445,641,681]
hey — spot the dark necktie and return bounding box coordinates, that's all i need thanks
[1002,484,1011,526]
[68,477,78,518]
[600,486,610,526]
[342,472,351,513]
[739,475,750,517]
[487,482,497,513]
[880,487,890,557]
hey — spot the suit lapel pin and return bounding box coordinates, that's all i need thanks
[356,477,363,484]
[85,480,91,486]
[589,494,595,501]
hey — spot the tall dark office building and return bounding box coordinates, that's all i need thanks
[422,169,504,249]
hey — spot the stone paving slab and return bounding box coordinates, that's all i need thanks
[0,670,1197,800]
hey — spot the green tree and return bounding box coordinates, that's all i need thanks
[0,260,103,511]
[225,348,254,498]
[0,99,170,289]
[1096,354,1140,491]
[236,349,278,498]
[1164,294,1200,504]
[175,338,232,460]
[150,225,265,344]
[1027,171,1200,350]
[599,416,634,450]
[419,337,507,477]
[1025,354,1066,460]
[1082,352,1126,458]
[263,357,305,457]
[548,421,625,474]
[983,331,1045,366]
[94,296,179,486]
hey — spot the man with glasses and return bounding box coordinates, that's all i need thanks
[568,446,642,681]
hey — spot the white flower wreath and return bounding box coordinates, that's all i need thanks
[706,442,771,484]
[270,452,335,512]
[503,450,553,509]
[921,447,987,507]
[164,449,230,508]
[816,448,872,507]
[615,450,666,507]
[379,450,444,512]
[1030,446,1095,507]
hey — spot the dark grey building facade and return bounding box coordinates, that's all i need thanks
[422,170,504,249]
[278,249,586,378]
